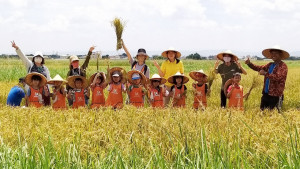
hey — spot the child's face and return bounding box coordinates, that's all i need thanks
[96,77,102,84]
[32,79,40,87]
[75,80,83,88]
[53,81,62,87]
[133,79,141,85]
[175,77,183,85]
[152,80,160,87]
[112,76,121,83]
[196,73,206,84]
[137,55,146,62]
[233,75,241,84]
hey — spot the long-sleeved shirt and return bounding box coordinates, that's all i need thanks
[247,61,287,97]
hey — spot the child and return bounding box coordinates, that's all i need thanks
[148,74,168,108]
[24,72,48,108]
[189,70,210,109]
[90,72,107,108]
[105,67,127,109]
[127,70,147,107]
[7,77,26,107]
[48,74,67,109]
[226,73,249,110]
[168,72,189,108]
[67,76,90,109]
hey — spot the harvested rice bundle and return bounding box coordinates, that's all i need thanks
[111,17,126,50]
[207,69,217,89]
[245,74,262,100]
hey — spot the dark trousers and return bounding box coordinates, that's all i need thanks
[260,93,280,111]
[220,89,227,108]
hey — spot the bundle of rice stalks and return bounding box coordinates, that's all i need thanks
[207,69,217,89]
[245,74,262,100]
[111,17,126,50]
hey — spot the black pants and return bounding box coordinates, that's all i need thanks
[220,89,227,108]
[260,93,280,111]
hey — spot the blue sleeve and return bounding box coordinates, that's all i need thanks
[27,88,31,96]
[18,88,25,98]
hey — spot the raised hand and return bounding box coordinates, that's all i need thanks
[153,60,160,68]
[11,41,19,50]
[245,57,251,65]
[89,46,96,52]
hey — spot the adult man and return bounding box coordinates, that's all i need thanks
[245,45,289,111]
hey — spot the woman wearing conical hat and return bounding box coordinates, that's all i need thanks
[214,50,247,108]
[245,45,289,111]
[153,47,184,105]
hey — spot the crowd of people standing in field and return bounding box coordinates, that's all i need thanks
[6,40,289,111]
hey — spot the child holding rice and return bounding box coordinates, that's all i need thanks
[24,72,49,108]
[105,67,127,109]
[168,72,189,108]
[127,70,147,107]
[90,72,107,108]
[148,74,169,108]
[189,70,210,109]
[48,74,67,109]
[67,76,90,109]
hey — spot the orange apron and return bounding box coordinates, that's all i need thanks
[193,84,207,109]
[73,89,85,109]
[105,83,123,109]
[149,87,164,108]
[228,85,244,110]
[129,85,144,107]
[52,88,66,109]
[173,85,185,107]
[28,87,43,108]
[91,86,105,108]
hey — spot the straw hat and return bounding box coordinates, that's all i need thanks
[25,72,47,87]
[67,75,88,89]
[149,74,167,85]
[161,47,181,58]
[189,69,207,81]
[217,50,238,62]
[108,67,127,84]
[89,72,106,85]
[47,74,67,85]
[167,72,189,84]
[69,55,79,63]
[262,45,290,60]
[136,48,149,60]
[127,70,147,85]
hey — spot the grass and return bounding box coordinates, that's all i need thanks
[0,59,299,168]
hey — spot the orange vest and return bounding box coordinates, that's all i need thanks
[28,87,43,108]
[228,85,244,110]
[52,88,66,109]
[73,89,85,109]
[91,86,105,108]
[129,85,144,107]
[149,87,164,108]
[173,85,186,107]
[105,83,123,109]
[193,84,207,109]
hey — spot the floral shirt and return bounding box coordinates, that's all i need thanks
[247,61,287,97]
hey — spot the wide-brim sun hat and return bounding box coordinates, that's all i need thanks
[127,70,147,85]
[25,72,47,87]
[69,55,79,64]
[89,72,106,85]
[217,50,238,62]
[136,48,149,60]
[149,74,167,85]
[167,72,189,84]
[161,47,181,58]
[47,74,67,85]
[262,45,290,60]
[189,69,207,81]
[67,75,89,89]
[108,67,127,84]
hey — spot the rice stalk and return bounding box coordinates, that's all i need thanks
[111,17,126,50]
[207,69,217,89]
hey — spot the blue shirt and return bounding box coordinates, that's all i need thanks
[7,86,26,106]
[264,63,276,94]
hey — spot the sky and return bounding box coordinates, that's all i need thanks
[1,0,300,57]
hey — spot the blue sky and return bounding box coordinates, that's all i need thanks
[1,0,300,56]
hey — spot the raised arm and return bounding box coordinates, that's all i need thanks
[121,39,133,64]
[11,41,32,71]
[235,60,247,75]
[82,46,95,70]
[245,58,270,72]
[153,60,164,77]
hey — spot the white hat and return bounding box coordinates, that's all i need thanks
[47,74,67,85]
[162,47,181,58]
[69,55,79,63]
[262,45,290,60]
[217,50,238,62]
[34,51,44,58]
[189,69,207,81]
[167,72,189,84]
[149,74,167,85]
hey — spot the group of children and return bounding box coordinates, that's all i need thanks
[18,67,247,110]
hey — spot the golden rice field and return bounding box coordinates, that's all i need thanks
[0,59,299,168]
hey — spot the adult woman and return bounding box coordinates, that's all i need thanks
[214,50,247,108]
[153,47,184,105]
[11,41,51,105]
